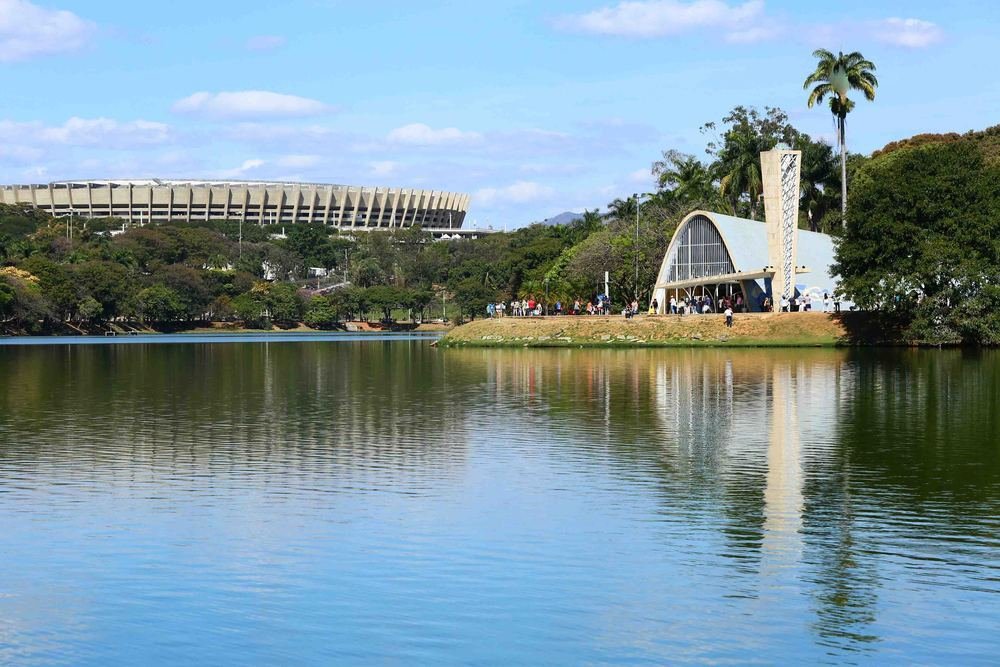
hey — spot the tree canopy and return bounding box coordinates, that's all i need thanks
[834,127,1000,344]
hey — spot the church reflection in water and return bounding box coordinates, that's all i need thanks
[461,347,877,649]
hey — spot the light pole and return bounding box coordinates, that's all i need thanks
[544,277,549,316]
[633,193,650,303]
[56,209,79,240]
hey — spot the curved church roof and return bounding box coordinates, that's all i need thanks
[707,211,838,285]
[655,210,841,296]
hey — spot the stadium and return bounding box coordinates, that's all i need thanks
[0,180,474,235]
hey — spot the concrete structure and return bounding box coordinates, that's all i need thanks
[0,179,471,232]
[652,148,842,312]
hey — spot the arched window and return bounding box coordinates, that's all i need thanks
[664,215,735,281]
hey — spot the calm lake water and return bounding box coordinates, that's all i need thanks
[1,338,998,665]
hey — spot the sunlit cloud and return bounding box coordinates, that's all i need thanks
[0,0,95,62]
[172,91,333,119]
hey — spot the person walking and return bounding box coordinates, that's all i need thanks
[725,305,734,328]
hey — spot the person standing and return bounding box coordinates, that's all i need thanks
[724,305,734,328]
[670,296,677,314]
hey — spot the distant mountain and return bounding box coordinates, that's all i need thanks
[540,211,584,227]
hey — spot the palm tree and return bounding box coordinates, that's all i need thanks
[716,125,767,219]
[804,49,878,224]
[652,150,718,205]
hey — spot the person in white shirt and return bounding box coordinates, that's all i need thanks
[724,306,734,328]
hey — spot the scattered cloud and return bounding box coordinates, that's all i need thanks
[41,117,170,146]
[0,117,170,147]
[172,91,333,119]
[245,35,286,51]
[627,168,652,184]
[725,23,781,44]
[217,158,265,179]
[386,123,482,145]
[554,0,764,39]
[369,160,400,176]
[276,154,321,169]
[872,17,943,48]
[554,2,944,50]
[0,0,95,62]
[475,181,555,205]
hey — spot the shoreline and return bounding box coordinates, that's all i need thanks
[438,312,905,348]
[0,321,453,338]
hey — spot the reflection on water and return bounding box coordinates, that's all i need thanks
[0,343,998,664]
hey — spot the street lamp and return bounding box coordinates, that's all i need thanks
[55,209,80,240]
[633,193,650,302]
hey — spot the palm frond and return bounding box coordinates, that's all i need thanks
[806,83,832,107]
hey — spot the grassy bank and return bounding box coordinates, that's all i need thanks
[438,312,897,348]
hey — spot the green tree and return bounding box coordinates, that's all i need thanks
[75,260,130,320]
[266,283,304,324]
[0,280,14,318]
[366,285,404,322]
[232,291,269,329]
[804,49,878,222]
[453,277,498,321]
[651,150,718,207]
[77,296,103,322]
[702,106,799,219]
[795,135,840,232]
[304,295,338,329]
[135,285,185,323]
[153,264,211,319]
[350,256,386,287]
[834,133,1000,343]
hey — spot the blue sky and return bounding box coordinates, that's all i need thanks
[0,0,997,227]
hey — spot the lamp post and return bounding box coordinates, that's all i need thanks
[633,193,649,302]
[56,209,79,241]
[544,277,549,316]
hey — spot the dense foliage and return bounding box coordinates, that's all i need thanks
[834,127,1000,344]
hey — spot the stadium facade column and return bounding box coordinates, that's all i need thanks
[761,148,802,304]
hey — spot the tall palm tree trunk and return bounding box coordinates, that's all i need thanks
[840,114,847,226]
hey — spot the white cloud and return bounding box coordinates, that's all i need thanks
[555,0,764,38]
[41,117,170,146]
[873,17,943,48]
[245,35,286,51]
[725,23,781,43]
[627,168,652,184]
[475,181,555,205]
[369,160,400,176]
[276,154,321,169]
[0,117,170,148]
[172,91,332,119]
[386,123,482,145]
[217,158,265,179]
[0,0,94,62]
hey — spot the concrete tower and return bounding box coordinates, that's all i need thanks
[760,148,802,302]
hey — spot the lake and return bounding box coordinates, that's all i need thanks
[1,338,998,664]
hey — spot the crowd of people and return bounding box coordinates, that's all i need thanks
[486,290,842,319]
[486,294,617,318]
[762,292,842,313]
